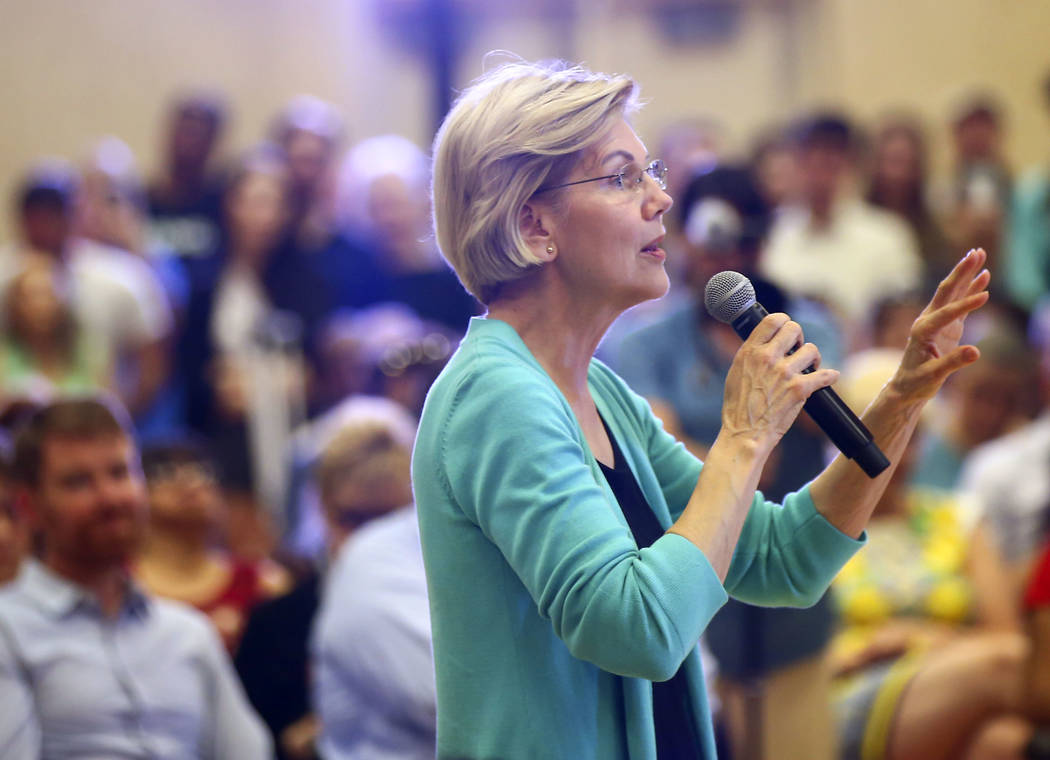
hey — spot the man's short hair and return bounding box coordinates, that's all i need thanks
[17,162,79,217]
[950,93,1002,130]
[12,397,133,488]
[789,112,857,154]
[173,92,227,131]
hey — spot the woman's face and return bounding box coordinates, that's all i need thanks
[876,131,921,189]
[283,129,334,199]
[539,118,674,312]
[76,171,144,253]
[227,168,290,259]
[147,461,223,531]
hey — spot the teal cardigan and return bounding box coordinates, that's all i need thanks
[413,317,864,759]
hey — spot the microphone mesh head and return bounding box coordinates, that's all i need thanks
[704,271,756,324]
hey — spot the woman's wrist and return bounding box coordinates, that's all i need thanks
[709,426,775,467]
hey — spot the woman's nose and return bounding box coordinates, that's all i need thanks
[643,178,673,219]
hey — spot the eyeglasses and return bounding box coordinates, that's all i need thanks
[536,159,669,194]
[146,462,218,485]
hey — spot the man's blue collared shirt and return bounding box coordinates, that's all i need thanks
[0,559,272,759]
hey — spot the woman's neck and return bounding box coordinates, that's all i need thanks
[487,287,618,403]
[139,525,213,574]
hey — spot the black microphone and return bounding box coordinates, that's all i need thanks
[704,271,890,478]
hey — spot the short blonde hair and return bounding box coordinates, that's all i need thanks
[315,396,417,505]
[431,59,639,303]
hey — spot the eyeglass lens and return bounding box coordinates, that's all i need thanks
[622,160,668,191]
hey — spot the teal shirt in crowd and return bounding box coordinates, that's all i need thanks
[412,317,865,760]
[1006,169,1050,310]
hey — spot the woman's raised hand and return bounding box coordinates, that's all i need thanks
[720,313,839,455]
[891,248,990,405]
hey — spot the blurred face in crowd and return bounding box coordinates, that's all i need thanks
[170,107,220,174]
[283,129,334,196]
[226,165,291,261]
[797,142,851,215]
[21,203,72,257]
[953,113,1000,163]
[76,170,144,253]
[146,459,223,534]
[367,173,431,267]
[873,128,922,196]
[7,258,70,345]
[29,434,147,571]
[754,143,797,209]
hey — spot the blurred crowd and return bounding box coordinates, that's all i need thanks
[3,69,1050,760]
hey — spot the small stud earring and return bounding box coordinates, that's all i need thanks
[546,245,555,254]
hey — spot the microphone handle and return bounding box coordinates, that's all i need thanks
[730,303,890,478]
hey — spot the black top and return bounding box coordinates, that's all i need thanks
[234,573,321,760]
[597,417,702,759]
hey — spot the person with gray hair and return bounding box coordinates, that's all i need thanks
[335,134,480,332]
[413,58,991,759]
[310,396,434,760]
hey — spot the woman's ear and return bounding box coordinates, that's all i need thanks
[519,203,557,262]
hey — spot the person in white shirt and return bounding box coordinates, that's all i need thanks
[0,163,173,416]
[0,396,271,759]
[759,114,922,347]
[310,397,435,760]
[959,311,1050,598]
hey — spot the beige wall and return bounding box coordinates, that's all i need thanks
[2,0,1048,241]
[828,0,1050,174]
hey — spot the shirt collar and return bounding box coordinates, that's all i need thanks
[20,558,151,620]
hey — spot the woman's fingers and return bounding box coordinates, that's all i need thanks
[966,268,992,296]
[784,342,822,374]
[746,312,792,344]
[801,367,840,395]
[925,345,982,382]
[915,291,989,339]
[930,248,987,308]
[768,319,805,357]
[899,344,981,398]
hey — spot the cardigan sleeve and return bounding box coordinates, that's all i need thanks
[723,486,865,607]
[436,363,727,682]
[597,362,864,609]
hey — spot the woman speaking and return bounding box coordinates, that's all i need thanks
[412,59,989,759]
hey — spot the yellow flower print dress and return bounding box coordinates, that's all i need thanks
[830,488,976,760]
